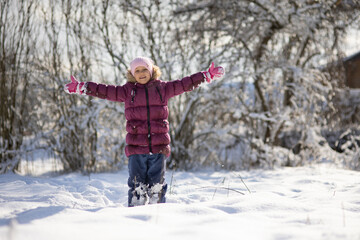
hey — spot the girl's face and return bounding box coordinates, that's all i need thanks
[134,66,151,84]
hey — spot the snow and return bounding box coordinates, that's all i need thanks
[345,29,360,56]
[0,163,360,240]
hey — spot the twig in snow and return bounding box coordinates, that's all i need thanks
[342,202,346,227]
[233,173,252,194]
[169,170,175,195]
[197,186,245,195]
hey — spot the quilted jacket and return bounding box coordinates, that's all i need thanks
[85,72,205,157]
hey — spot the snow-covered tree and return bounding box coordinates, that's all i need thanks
[0,0,40,173]
[170,0,360,168]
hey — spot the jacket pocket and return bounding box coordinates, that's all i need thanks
[155,86,164,103]
[131,88,137,103]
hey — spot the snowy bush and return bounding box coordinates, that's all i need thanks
[0,1,40,173]
[169,0,360,169]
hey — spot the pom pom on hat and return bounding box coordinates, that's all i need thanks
[130,57,154,77]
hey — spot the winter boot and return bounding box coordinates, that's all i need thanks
[148,183,167,204]
[129,183,148,207]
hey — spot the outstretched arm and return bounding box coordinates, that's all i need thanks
[64,75,128,102]
[165,62,225,99]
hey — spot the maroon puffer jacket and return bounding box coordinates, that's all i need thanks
[85,72,205,157]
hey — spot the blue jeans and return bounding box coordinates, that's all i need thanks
[128,154,167,207]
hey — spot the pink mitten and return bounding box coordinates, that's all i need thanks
[203,62,225,83]
[64,76,86,95]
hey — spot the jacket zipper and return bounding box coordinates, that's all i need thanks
[144,86,153,154]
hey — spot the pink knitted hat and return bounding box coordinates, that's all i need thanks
[130,57,154,77]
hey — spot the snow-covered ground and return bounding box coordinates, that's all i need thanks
[0,163,359,240]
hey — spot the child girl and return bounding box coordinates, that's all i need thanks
[64,57,224,206]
